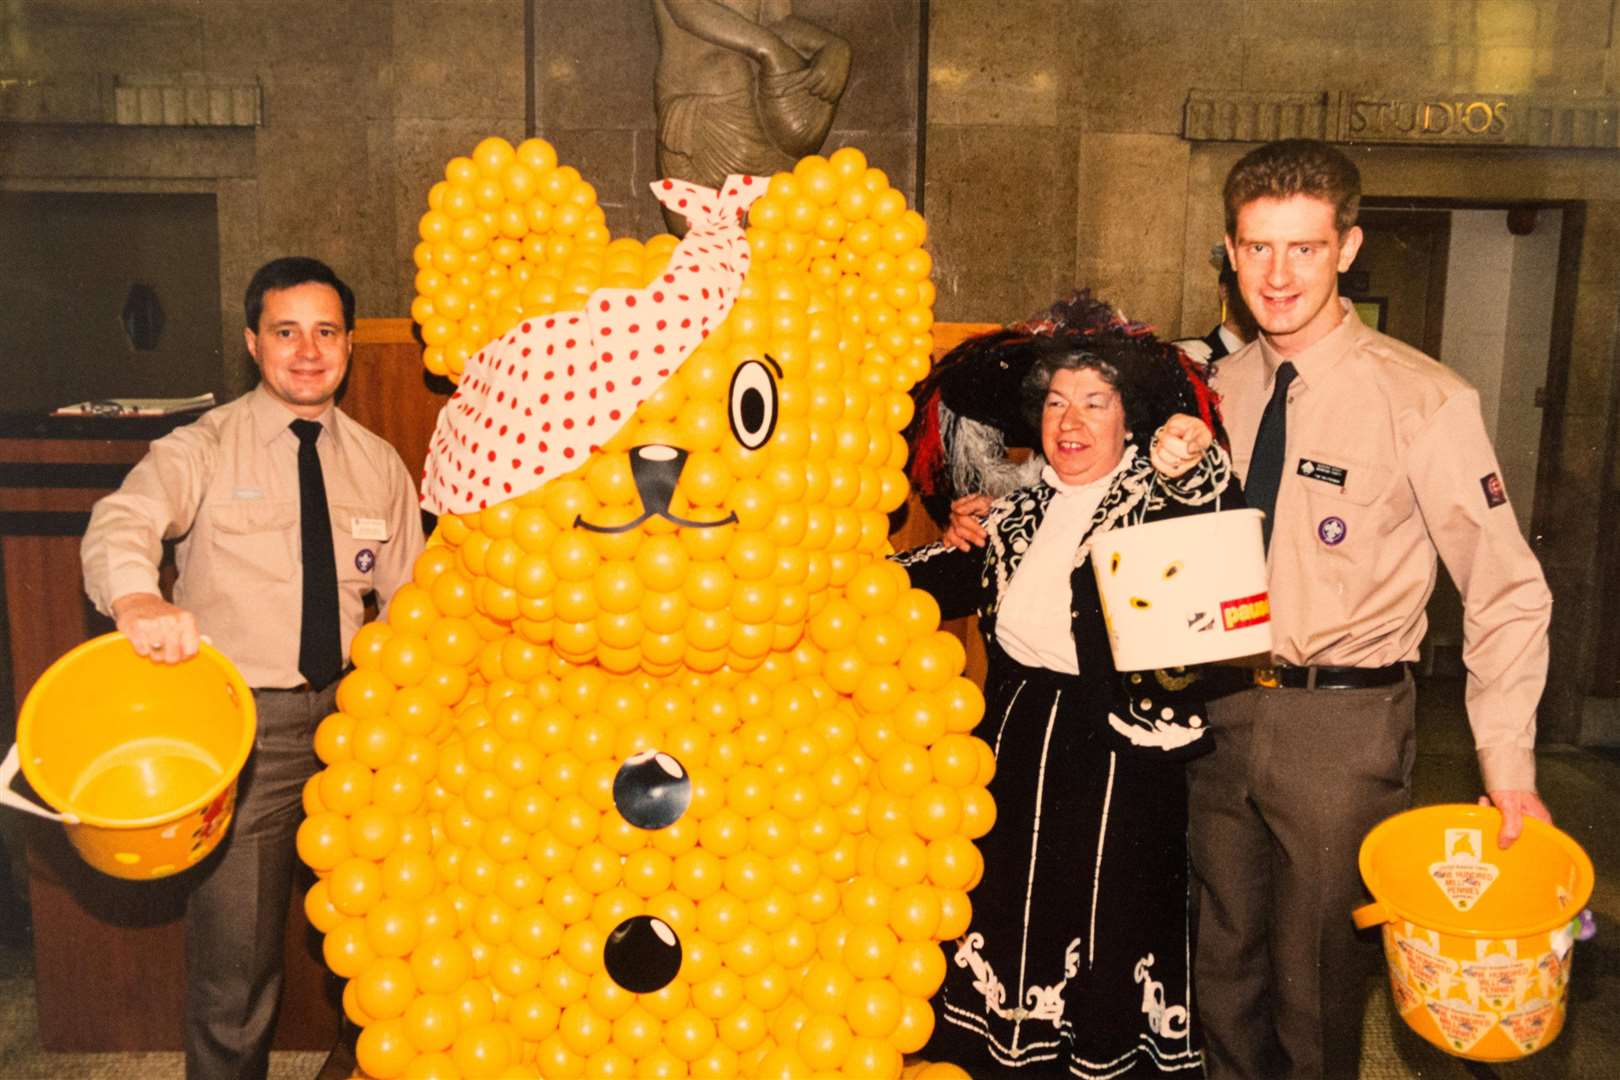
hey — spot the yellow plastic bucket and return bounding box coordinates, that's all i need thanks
[1353,803,1593,1061]
[2,632,256,880]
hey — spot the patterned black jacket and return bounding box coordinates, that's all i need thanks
[894,446,1242,758]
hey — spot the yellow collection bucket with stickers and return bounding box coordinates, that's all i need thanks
[1353,803,1593,1061]
[2,633,255,880]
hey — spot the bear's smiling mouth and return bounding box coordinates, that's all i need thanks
[573,443,740,533]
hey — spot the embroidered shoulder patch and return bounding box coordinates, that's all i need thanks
[1297,458,1346,487]
[1480,472,1507,509]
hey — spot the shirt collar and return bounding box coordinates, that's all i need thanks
[249,385,338,446]
[1257,297,1363,390]
[1217,324,1247,355]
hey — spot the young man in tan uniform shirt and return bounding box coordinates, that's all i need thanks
[81,257,423,1080]
[1188,140,1553,1078]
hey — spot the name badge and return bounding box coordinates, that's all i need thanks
[1297,458,1347,487]
[351,517,390,541]
[233,487,264,500]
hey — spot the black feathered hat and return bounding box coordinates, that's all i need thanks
[905,290,1226,520]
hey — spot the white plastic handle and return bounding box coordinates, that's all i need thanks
[0,743,79,824]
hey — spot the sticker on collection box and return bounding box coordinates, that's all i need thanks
[1387,963,1424,1016]
[1499,998,1558,1054]
[1428,828,1499,911]
[1394,928,1458,996]
[1425,999,1496,1055]
[1461,941,1532,1011]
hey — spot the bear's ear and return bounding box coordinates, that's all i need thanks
[413,136,620,385]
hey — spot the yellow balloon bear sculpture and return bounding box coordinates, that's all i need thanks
[298,135,989,1080]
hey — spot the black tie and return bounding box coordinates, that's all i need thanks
[1246,361,1297,551]
[291,419,341,690]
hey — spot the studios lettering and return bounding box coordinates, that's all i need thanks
[1346,97,1512,143]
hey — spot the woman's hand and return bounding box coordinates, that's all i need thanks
[943,493,992,551]
[1150,415,1213,479]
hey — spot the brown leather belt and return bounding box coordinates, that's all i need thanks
[1255,664,1407,690]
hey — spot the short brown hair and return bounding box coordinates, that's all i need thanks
[245,256,355,331]
[1223,139,1361,236]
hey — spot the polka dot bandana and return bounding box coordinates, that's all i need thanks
[420,175,766,515]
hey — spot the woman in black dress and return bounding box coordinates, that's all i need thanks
[897,295,1239,1077]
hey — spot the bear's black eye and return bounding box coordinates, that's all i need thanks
[728,357,780,450]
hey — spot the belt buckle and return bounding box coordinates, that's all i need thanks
[1253,666,1281,689]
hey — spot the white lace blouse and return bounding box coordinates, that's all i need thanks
[994,445,1137,674]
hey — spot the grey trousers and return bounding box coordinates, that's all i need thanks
[1187,678,1415,1080]
[184,684,332,1080]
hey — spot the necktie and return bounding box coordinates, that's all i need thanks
[291,419,341,690]
[1245,361,1297,551]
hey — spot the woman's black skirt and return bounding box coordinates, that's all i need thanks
[922,649,1202,1078]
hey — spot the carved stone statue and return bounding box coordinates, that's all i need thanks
[652,0,851,233]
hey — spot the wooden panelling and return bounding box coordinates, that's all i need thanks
[27,822,337,1051]
[0,437,151,465]
[0,488,108,513]
[344,326,449,483]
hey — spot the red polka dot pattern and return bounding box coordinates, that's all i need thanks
[420,175,765,514]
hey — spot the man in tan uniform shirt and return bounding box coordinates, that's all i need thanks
[81,257,422,1080]
[1188,140,1553,1078]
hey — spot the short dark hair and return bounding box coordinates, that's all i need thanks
[244,257,355,332]
[1017,294,1224,448]
[1223,138,1361,236]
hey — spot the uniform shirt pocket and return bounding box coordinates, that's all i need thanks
[330,502,392,591]
[1294,451,1397,550]
[206,499,299,581]
[1295,451,1392,505]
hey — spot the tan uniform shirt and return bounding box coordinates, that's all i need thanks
[83,387,424,688]
[1211,302,1551,791]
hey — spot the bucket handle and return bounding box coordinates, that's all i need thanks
[1352,901,1392,930]
[0,743,80,824]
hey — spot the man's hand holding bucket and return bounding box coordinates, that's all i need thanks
[112,592,199,664]
[1482,788,1554,849]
